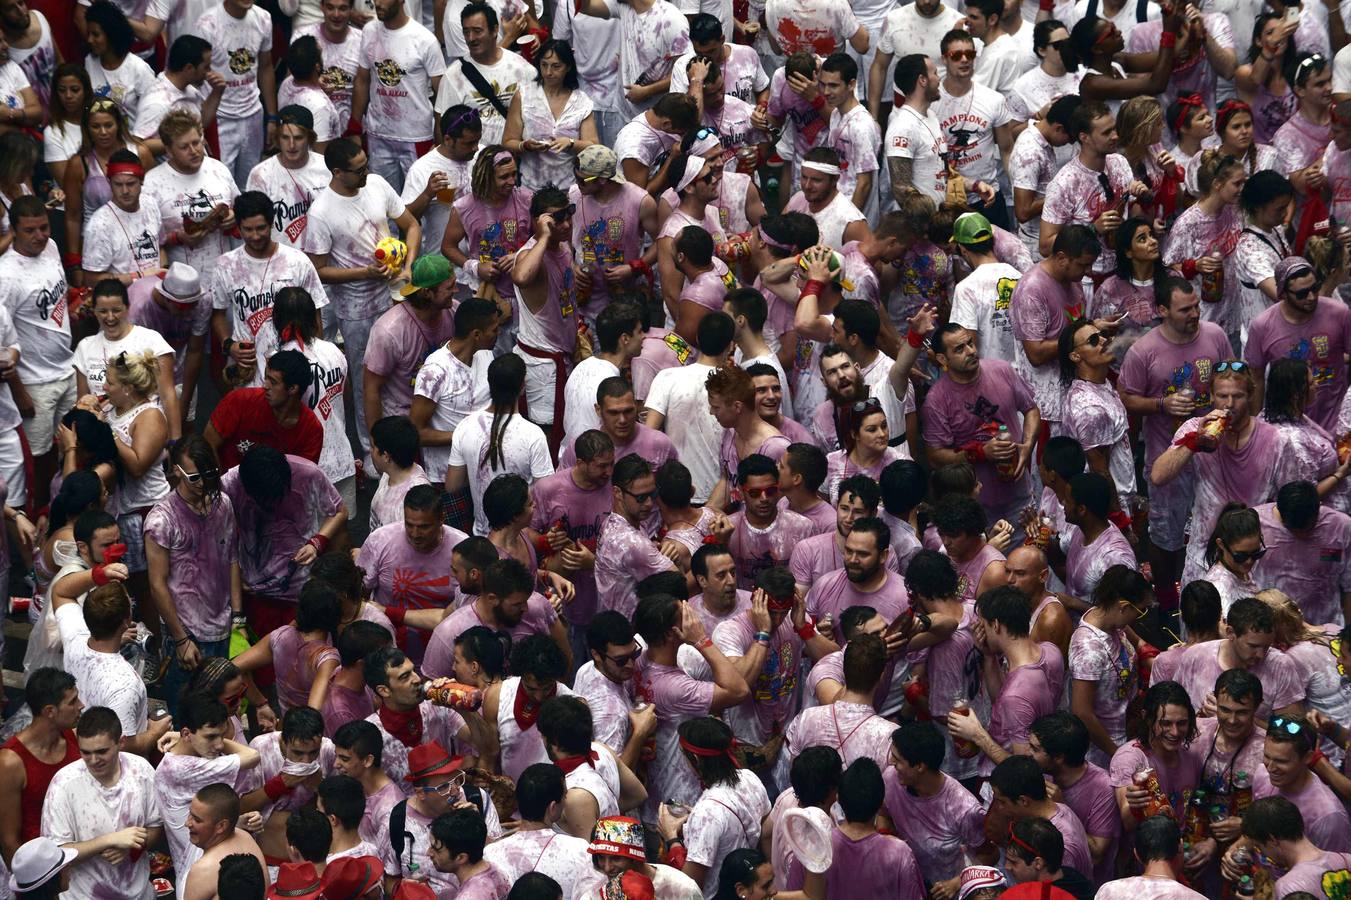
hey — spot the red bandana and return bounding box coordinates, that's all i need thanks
[554,750,600,775]
[513,681,556,732]
[378,705,424,748]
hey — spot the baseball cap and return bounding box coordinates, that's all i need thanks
[576,145,622,183]
[278,104,314,131]
[398,254,454,297]
[952,212,994,246]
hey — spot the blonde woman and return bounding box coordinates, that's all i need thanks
[1257,587,1351,764]
[1117,96,1180,222]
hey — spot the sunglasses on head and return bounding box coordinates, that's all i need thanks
[852,397,883,414]
[1226,542,1267,564]
[744,484,780,499]
[1269,716,1307,736]
[692,126,719,141]
[1215,360,1249,373]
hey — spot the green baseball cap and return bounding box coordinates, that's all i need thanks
[399,253,453,296]
[952,212,994,246]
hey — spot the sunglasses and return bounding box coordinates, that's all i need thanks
[744,484,780,499]
[605,648,643,665]
[342,162,369,175]
[1050,38,1070,50]
[1077,331,1111,348]
[947,48,976,60]
[1288,284,1316,300]
[700,170,722,185]
[549,203,576,219]
[1215,360,1249,373]
[1226,543,1267,564]
[1269,716,1307,735]
[175,464,219,484]
[852,397,883,414]
[620,486,658,502]
[692,126,719,141]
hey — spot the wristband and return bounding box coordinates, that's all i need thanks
[801,279,827,298]
[62,252,82,268]
[666,842,688,869]
[1039,0,1053,9]
[810,94,826,111]
[308,533,330,554]
[344,116,364,137]
[1180,258,1199,279]
[265,114,280,124]
[1107,510,1133,532]
[1173,430,1201,452]
[906,328,926,349]
[796,620,817,641]
[961,440,987,463]
[1311,747,1327,767]
[91,564,110,586]
[696,636,714,650]
[263,775,292,802]
[754,630,772,644]
[1160,30,1177,47]
[386,605,407,626]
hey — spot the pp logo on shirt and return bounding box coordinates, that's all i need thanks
[229,47,256,75]
[375,59,406,87]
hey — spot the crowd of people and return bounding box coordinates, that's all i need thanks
[5,0,1351,896]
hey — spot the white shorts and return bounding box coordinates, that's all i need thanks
[24,373,77,456]
[0,428,27,507]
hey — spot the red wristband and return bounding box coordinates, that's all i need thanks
[91,564,109,586]
[801,279,827,299]
[667,843,688,868]
[62,252,82,268]
[796,620,817,641]
[1180,258,1199,279]
[1038,0,1053,9]
[308,533,330,555]
[1107,510,1133,532]
[1160,30,1177,47]
[961,441,987,463]
[344,117,364,137]
[386,606,407,626]
[696,636,714,650]
[1173,430,1201,452]
[263,775,292,801]
[906,328,926,349]
[1311,747,1327,767]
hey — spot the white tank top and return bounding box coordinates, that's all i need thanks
[106,399,170,510]
[564,742,621,820]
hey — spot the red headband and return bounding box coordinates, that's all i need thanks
[1217,99,1251,128]
[106,161,145,179]
[766,593,794,611]
[679,735,739,766]
[1172,94,1205,133]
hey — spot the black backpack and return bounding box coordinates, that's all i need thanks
[388,786,489,872]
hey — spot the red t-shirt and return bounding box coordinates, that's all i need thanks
[209,388,323,469]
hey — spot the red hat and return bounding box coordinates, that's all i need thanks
[999,883,1078,900]
[587,817,648,863]
[268,862,323,900]
[320,856,384,900]
[390,882,437,900]
[404,741,465,783]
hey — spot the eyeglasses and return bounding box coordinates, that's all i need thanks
[1225,542,1267,564]
[605,648,643,665]
[1269,716,1307,736]
[620,486,658,502]
[1077,331,1111,348]
[1050,38,1070,51]
[1097,172,1116,204]
[429,772,467,797]
[175,464,219,485]
[947,48,976,61]
[744,483,780,499]
[342,162,369,175]
[851,398,883,414]
[1215,360,1249,373]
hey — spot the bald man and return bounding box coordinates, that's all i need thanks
[182,783,269,900]
[1005,545,1072,660]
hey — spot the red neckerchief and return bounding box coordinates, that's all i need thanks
[513,682,555,732]
[554,749,600,774]
[378,705,424,748]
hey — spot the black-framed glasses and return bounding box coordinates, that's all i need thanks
[175,464,219,485]
[1270,716,1307,735]
[1215,360,1249,373]
[699,170,721,185]
[605,648,642,665]
[1050,38,1070,51]
[550,203,576,219]
[620,486,657,502]
[1226,542,1267,564]
[1097,172,1115,204]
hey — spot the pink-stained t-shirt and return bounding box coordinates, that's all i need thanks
[911,606,981,780]
[790,531,901,593]
[1270,419,1342,506]
[365,302,456,418]
[1245,298,1351,431]
[559,423,679,470]
[1064,378,1137,497]
[454,862,512,900]
[1117,322,1234,466]
[785,192,865,252]
[1041,153,1135,273]
[953,544,1006,607]
[359,780,403,847]
[1273,850,1351,898]
[713,611,803,744]
[1010,262,1082,424]
[154,752,245,897]
[515,236,579,355]
[1283,628,1351,766]
[828,104,881,202]
[766,66,827,169]
[1191,716,1265,817]
[719,429,792,503]
[1048,802,1094,875]
[1160,204,1243,337]
[681,258,735,312]
[455,187,533,299]
[356,522,466,612]
[1095,876,1206,899]
[881,768,985,884]
[1171,639,1306,721]
[635,659,715,811]
[805,568,910,624]
[727,508,815,592]
[923,359,1037,514]
[783,699,896,771]
[661,507,720,559]
[1253,503,1351,627]
[1255,766,1351,852]
[689,590,752,637]
[322,676,377,738]
[569,181,650,310]
[984,642,1065,775]
[529,468,613,626]
[595,512,676,619]
[823,828,926,900]
[221,455,342,603]
[269,625,340,715]
[1069,618,1138,766]
[367,701,468,792]
[571,659,635,753]
[142,490,238,642]
[821,446,908,509]
[128,276,212,382]
[1061,762,1122,885]
[1274,112,1331,182]
[369,465,431,533]
[1109,740,1202,822]
[683,769,771,896]
[779,497,836,536]
[421,592,558,679]
[235,731,336,821]
[1064,524,1136,603]
[482,829,593,899]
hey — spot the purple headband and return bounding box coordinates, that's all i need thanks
[493,150,515,167]
[758,224,791,252]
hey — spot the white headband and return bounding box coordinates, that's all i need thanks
[676,154,709,192]
[802,160,842,176]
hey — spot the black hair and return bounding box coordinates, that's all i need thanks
[790,745,843,806]
[904,549,959,602]
[1052,223,1102,259]
[1264,357,1312,424]
[1215,668,1264,708]
[506,873,563,900]
[332,720,384,766]
[990,755,1047,802]
[87,1,136,56]
[363,645,408,694]
[1241,796,1306,843]
[537,695,593,756]
[633,593,681,647]
[736,453,777,486]
[893,53,929,94]
[46,469,104,537]
[637,569,689,601]
[433,807,488,862]
[1069,471,1114,521]
[1204,503,1263,568]
[166,34,211,71]
[440,103,482,138]
[932,495,986,538]
[843,633,887,693]
[1240,169,1296,217]
[1007,817,1064,872]
[533,38,579,89]
[595,301,643,354]
[485,559,537,603]
[879,459,925,518]
[834,298,880,348]
[1275,480,1319,531]
[838,605,879,640]
[510,634,568,683]
[613,452,653,491]
[689,12,723,43]
[891,720,944,770]
[1180,581,1223,636]
[516,763,566,821]
[317,774,367,830]
[725,287,767,332]
[455,625,512,680]
[1139,681,1199,750]
[715,849,768,900]
[678,716,739,788]
[453,535,499,574]
[691,542,733,581]
[483,473,531,530]
[286,808,331,863]
[296,579,342,637]
[836,474,880,511]
[654,459,695,508]
[1042,435,1086,482]
[783,443,827,493]
[271,287,321,346]
[371,415,420,468]
[337,620,392,668]
[485,353,527,471]
[586,610,636,655]
[1030,711,1090,767]
[280,706,326,745]
[176,692,229,732]
[696,310,736,357]
[676,225,714,266]
[73,508,118,549]
[217,854,265,900]
[977,586,1033,638]
[838,758,885,823]
[454,296,500,338]
[461,0,498,29]
[76,706,124,741]
[1091,564,1152,611]
[820,52,858,83]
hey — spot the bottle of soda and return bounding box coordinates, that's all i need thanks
[994,424,1017,481]
[420,679,483,712]
[1132,766,1169,819]
[1235,875,1255,899]
[1231,771,1253,818]
[1200,250,1224,304]
[951,696,980,758]
[1183,788,1210,846]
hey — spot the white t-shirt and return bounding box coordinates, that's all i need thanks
[291,22,362,122]
[154,752,244,899]
[974,31,1029,96]
[562,355,620,445]
[934,80,1012,194]
[600,0,691,118]
[250,334,354,484]
[764,0,860,57]
[550,0,621,113]
[197,2,272,119]
[670,44,769,105]
[245,152,332,248]
[142,158,240,281]
[400,146,476,256]
[684,770,772,899]
[828,104,881,204]
[132,72,205,140]
[1006,65,1083,122]
[144,0,218,52]
[86,50,157,119]
[55,602,149,735]
[884,104,947,206]
[72,324,174,397]
[304,175,404,321]
[42,755,161,900]
[0,241,73,384]
[43,120,82,165]
[783,190,865,251]
[877,3,965,86]
[644,363,722,503]
[434,51,535,146]
[0,60,30,114]
[277,79,340,141]
[410,345,493,481]
[1008,123,1059,255]
[357,17,445,142]
[950,261,1024,366]
[447,407,555,535]
[84,202,164,277]
[209,243,330,342]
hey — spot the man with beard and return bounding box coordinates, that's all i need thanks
[726,454,816,593]
[886,55,948,205]
[791,475,897,595]
[245,107,331,251]
[401,105,482,260]
[1029,712,1122,884]
[783,148,869,250]
[567,147,660,311]
[349,0,444,192]
[804,517,910,626]
[180,784,268,900]
[211,192,330,364]
[420,556,569,678]
[367,255,458,433]
[808,344,867,452]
